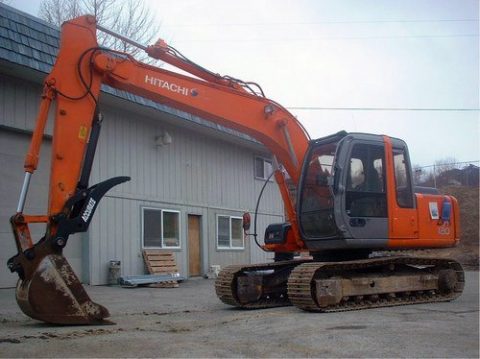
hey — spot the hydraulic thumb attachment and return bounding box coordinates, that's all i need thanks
[8,176,130,325]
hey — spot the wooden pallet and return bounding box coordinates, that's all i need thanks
[148,281,179,288]
[142,250,180,288]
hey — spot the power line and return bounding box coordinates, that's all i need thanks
[164,19,479,27]
[416,160,479,169]
[287,107,480,112]
[174,33,478,43]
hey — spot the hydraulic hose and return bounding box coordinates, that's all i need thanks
[251,170,276,252]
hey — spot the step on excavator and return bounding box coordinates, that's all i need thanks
[8,16,464,324]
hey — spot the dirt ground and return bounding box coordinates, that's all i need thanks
[0,272,478,358]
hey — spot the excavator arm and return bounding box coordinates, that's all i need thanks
[8,15,310,324]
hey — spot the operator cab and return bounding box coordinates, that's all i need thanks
[297,131,415,251]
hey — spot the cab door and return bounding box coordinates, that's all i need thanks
[336,136,388,239]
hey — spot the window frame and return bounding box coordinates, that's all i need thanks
[142,207,181,249]
[216,214,245,250]
[254,156,274,181]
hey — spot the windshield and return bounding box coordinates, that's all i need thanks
[299,140,338,238]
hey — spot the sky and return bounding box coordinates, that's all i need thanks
[6,0,480,167]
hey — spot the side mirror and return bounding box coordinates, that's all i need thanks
[242,212,251,231]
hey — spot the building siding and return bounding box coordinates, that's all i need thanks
[87,102,283,285]
[91,103,283,211]
[0,73,53,135]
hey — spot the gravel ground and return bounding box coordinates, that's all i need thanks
[0,272,478,358]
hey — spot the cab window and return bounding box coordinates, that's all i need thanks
[299,142,337,238]
[345,144,387,217]
[393,149,414,208]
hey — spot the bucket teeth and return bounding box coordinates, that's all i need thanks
[16,254,112,325]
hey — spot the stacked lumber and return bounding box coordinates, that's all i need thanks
[142,250,180,288]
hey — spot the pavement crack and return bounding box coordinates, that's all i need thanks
[125,309,207,317]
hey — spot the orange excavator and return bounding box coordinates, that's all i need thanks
[8,15,464,324]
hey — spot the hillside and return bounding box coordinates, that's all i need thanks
[438,186,479,268]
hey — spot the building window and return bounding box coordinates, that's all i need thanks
[143,208,181,248]
[255,157,273,180]
[217,215,244,249]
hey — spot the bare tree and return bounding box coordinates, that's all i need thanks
[39,0,84,27]
[39,0,159,61]
[104,0,159,59]
[412,164,423,185]
[434,157,460,173]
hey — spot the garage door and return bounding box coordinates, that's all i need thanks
[0,129,83,287]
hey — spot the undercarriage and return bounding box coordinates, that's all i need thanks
[215,256,464,312]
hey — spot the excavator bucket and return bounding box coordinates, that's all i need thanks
[9,177,131,325]
[15,254,111,325]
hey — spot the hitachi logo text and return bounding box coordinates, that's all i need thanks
[145,75,189,96]
[81,198,96,223]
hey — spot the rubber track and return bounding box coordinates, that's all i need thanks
[215,260,311,309]
[287,256,465,312]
